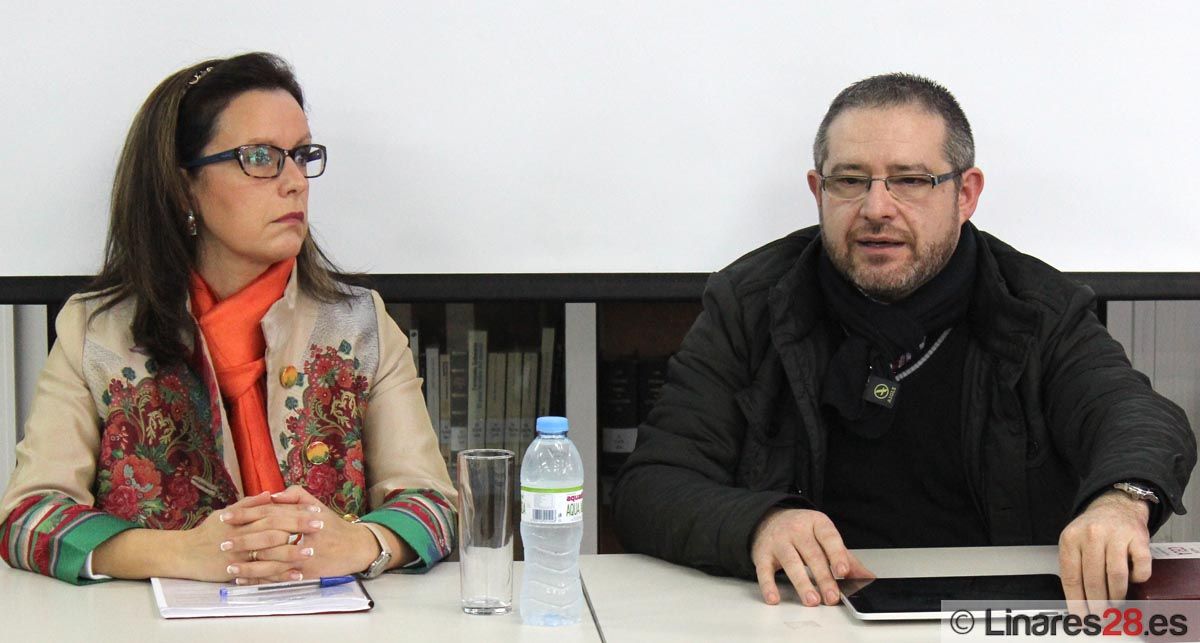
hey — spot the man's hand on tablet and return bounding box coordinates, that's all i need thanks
[751,508,874,606]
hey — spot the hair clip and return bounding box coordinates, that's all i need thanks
[187,66,214,86]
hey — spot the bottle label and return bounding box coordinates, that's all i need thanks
[521,485,584,524]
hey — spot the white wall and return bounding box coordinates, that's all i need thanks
[3,2,1199,276]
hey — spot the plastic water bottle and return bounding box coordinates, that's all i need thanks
[519,416,585,626]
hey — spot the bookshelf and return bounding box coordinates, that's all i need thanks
[384,301,567,559]
[596,301,703,554]
[381,299,705,557]
[3,272,1198,555]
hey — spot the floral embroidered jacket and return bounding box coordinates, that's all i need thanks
[0,274,457,583]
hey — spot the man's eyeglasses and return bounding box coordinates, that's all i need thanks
[183,143,327,179]
[818,170,961,202]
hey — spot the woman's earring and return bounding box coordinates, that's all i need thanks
[186,210,198,236]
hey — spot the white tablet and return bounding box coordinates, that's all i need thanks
[838,574,1066,621]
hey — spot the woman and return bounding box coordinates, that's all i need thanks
[0,53,456,585]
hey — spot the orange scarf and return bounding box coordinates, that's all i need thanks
[189,258,295,497]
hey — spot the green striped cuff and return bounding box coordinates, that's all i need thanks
[359,509,441,574]
[56,513,139,585]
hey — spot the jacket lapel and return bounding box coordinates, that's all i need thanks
[262,264,316,488]
[185,297,242,498]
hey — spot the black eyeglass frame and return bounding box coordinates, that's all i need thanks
[182,143,328,179]
[818,169,962,199]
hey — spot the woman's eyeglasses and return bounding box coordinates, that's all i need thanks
[183,143,327,179]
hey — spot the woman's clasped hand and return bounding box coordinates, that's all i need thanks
[183,487,384,584]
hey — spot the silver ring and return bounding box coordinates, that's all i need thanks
[249,550,259,562]
[286,533,301,546]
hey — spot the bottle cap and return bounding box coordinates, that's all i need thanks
[535,416,569,434]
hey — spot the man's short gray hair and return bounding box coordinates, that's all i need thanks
[812,73,974,175]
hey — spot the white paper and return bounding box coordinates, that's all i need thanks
[1150,542,1200,559]
[151,577,372,619]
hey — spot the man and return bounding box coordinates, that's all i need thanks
[612,73,1195,609]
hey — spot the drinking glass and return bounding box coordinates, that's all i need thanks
[457,449,515,615]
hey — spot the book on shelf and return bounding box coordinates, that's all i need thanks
[466,329,489,450]
[445,304,474,474]
[550,327,566,415]
[513,351,539,536]
[636,357,669,423]
[438,352,452,468]
[377,302,565,477]
[537,327,555,418]
[408,328,420,377]
[519,351,538,459]
[448,350,469,474]
[598,358,639,506]
[385,303,420,375]
[504,351,523,455]
[423,346,441,452]
[485,352,507,449]
[596,356,671,506]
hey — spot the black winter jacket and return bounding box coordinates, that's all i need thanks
[612,224,1195,580]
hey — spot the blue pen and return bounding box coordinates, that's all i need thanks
[220,575,356,598]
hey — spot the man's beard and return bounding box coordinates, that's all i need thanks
[820,211,961,303]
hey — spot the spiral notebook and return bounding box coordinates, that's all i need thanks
[151,576,374,618]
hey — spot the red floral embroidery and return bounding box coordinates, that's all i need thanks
[286,444,305,482]
[157,479,199,529]
[306,464,338,497]
[345,443,366,489]
[111,455,162,499]
[165,474,200,515]
[106,486,141,521]
[95,362,236,528]
[278,344,370,517]
[309,386,333,408]
[100,420,134,464]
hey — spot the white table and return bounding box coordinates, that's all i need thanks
[0,559,602,643]
[579,546,1062,643]
[0,547,1068,642]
